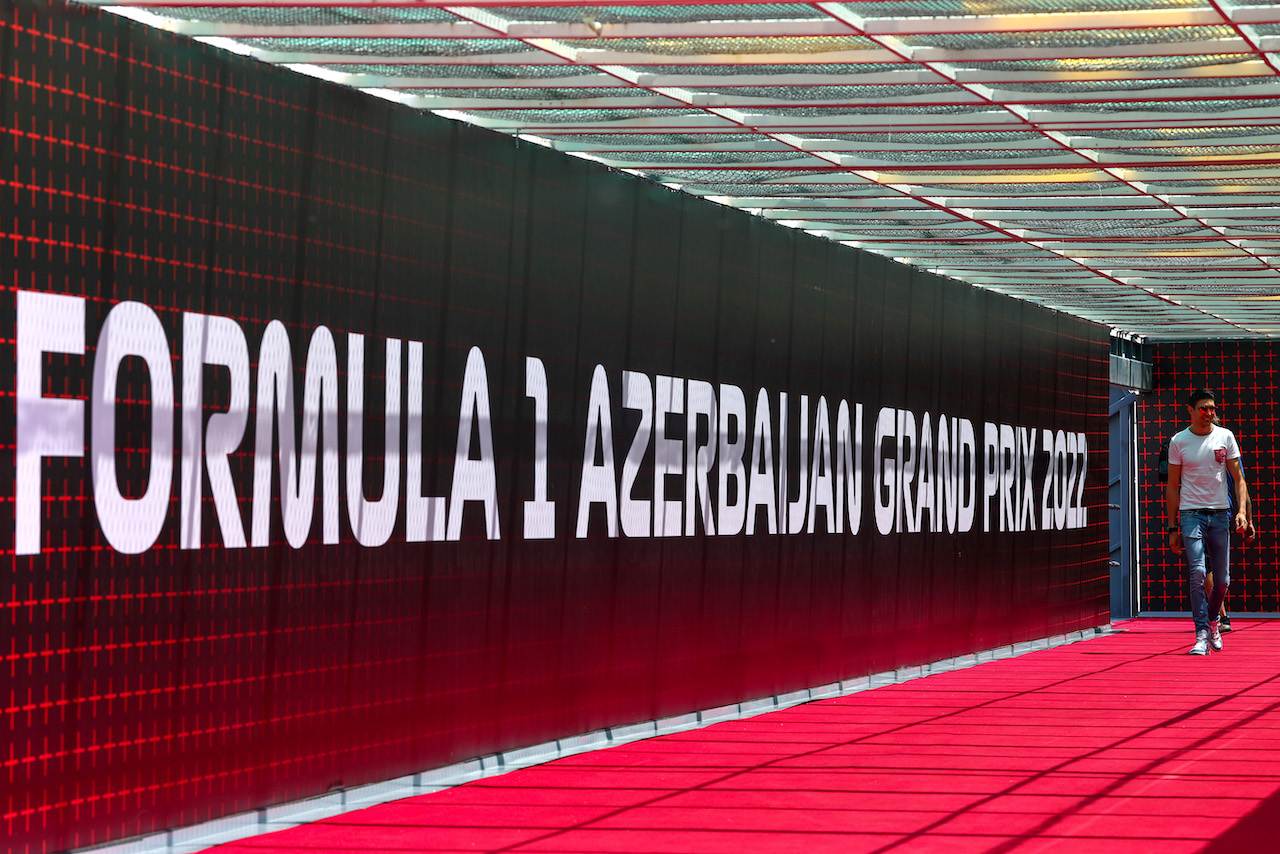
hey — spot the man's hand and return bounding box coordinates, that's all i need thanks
[1169,529,1182,554]
[1235,511,1250,536]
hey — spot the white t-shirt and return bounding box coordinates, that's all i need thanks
[1169,425,1240,510]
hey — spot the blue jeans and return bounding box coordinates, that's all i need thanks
[1181,509,1231,634]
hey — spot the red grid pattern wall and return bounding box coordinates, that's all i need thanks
[2,3,1111,853]
[1137,341,1280,613]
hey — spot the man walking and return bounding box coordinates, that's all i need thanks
[1167,388,1252,655]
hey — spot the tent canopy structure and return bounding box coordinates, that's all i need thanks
[77,0,1280,340]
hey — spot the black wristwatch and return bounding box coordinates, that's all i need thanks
[1168,525,1179,532]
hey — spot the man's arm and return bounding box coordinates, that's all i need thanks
[1167,462,1183,553]
[1227,457,1255,539]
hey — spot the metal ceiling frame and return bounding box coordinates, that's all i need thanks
[77,0,1280,339]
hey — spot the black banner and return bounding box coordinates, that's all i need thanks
[1,2,1110,851]
[1137,342,1274,613]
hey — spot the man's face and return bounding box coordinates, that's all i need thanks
[1188,397,1217,429]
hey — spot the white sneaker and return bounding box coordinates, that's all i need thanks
[1210,621,1223,651]
[1189,631,1210,656]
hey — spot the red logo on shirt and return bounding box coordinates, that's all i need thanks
[1216,449,1227,464]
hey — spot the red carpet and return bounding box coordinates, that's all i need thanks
[207,618,1280,853]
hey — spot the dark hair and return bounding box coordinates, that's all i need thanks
[1186,387,1216,408]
